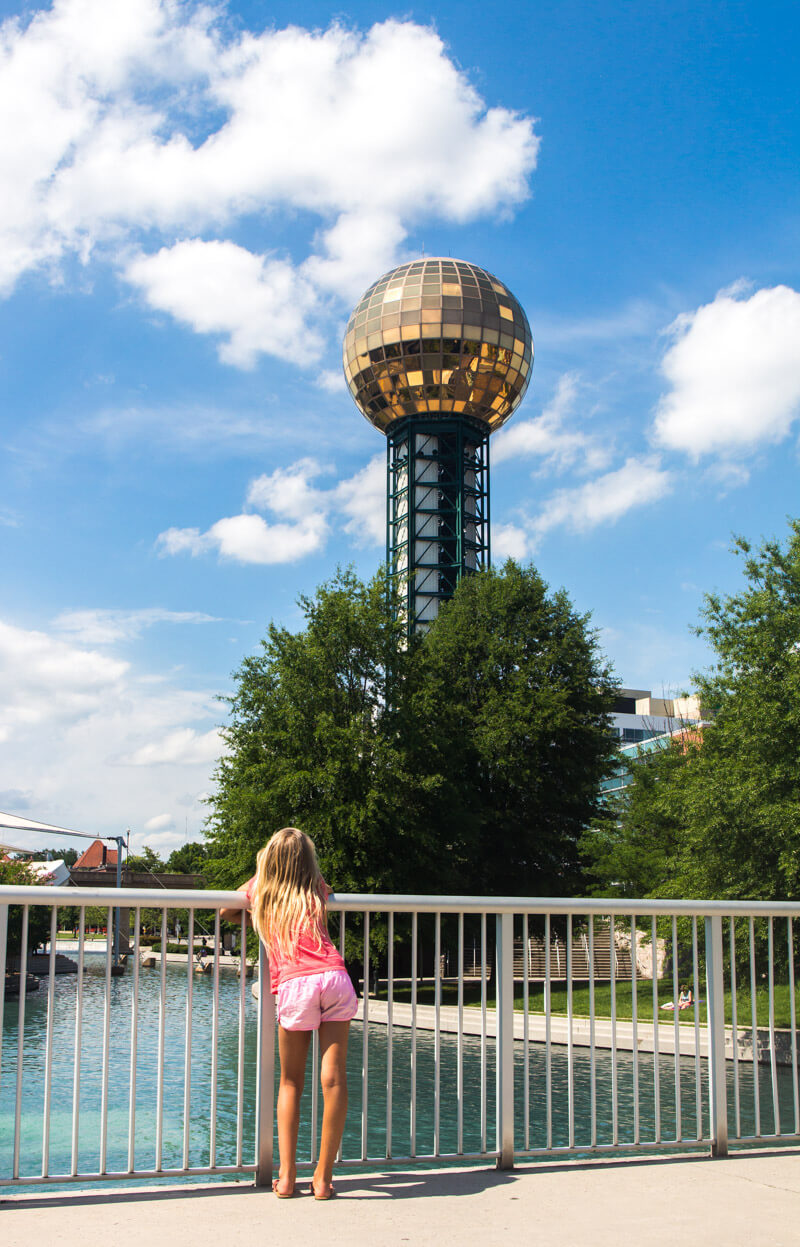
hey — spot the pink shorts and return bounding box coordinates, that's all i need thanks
[276,968,358,1031]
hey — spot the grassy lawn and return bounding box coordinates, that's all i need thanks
[381,979,800,1030]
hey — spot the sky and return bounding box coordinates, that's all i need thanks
[1,0,799,856]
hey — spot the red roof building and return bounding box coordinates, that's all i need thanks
[73,839,118,870]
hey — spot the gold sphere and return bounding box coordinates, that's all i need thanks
[343,257,533,433]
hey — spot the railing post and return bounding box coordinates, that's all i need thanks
[0,904,7,1088]
[496,911,515,1169]
[255,940,275,1187]
[705,915,728,1157]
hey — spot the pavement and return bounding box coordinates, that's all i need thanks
[3,1149,800,1247]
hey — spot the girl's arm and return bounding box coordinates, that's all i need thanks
[219,880,252,925]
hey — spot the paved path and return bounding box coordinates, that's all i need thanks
[355,998,795,1062]
[3,1150,800,1247]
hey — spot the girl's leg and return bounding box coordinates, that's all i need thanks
[313,1020,350,1197]
[276,1026,312,1195]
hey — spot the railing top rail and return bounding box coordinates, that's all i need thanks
[0,884,799,918]
[327,894,800,918]
[0,884,248,908]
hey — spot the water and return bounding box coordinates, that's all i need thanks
[1,956,797,1188]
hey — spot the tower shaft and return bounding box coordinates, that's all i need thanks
[387,417,490,630]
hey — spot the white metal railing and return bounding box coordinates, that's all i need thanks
[1,887,799,1190]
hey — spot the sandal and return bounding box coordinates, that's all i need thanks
[310,1180,336,1201]
[272,1177,297,1198]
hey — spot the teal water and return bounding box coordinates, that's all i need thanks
[1,955,797,1188]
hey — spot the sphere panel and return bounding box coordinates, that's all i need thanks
[343,258,533,433]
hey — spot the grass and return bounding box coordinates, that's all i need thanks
[380,979,800,1030]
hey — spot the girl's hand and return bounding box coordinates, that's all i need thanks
[219,880,252,924]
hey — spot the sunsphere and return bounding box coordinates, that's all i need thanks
[343,257,533,631]
[343,257,533,432]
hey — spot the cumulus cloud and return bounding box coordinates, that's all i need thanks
[0,619,128,741]
[493,374,611,474]
[158,453,385,565]
[492,522,530,561]
[1,2,539,360]
[0,612,222,844]
[125,240,323,367]
[653,284,800,458]
[334,455,386,547]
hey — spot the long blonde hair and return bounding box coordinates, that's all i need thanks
[250,827,327,955]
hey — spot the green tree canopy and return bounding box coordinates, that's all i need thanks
[166,841,209,875]
[205,567,444,896]
[416,561,618,896]
[126,846,165,873]
[28,846,79,867]
[589,519,800,901]
[206,562,617,900]
[0,857,52,953]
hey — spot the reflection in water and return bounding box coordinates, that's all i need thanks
[1,956,795,1186]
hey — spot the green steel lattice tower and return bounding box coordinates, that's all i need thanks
[343,258,533,632]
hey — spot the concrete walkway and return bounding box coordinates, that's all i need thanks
[355,998,797,1063]
[3,1150,800,1247]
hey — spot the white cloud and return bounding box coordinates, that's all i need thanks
[1,3,539,358]
[0,613,222,844]
[144,812,174,832]
[334,454,386,547]
[0,619,128,741]
[121,726,222,767]
[138,826,186,855]
[125,240,323,367]
[493,374,611,474]
[53,606,223,645]
[155,526,208,557]
[492,523,530,561]
[531,456,674,540]
[207,512,328,564]
[246,458,328,519]
[158,453,385,565]
[653,284,800,458]
[316,369,346,394]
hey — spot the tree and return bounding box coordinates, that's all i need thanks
[416,561,619,896]
[29,846,79,867]
[166,841,209,875]
[582,735,696,897]
[0,857,52,954]
[126,846,165,873]
[591,519,800,901]
[207,562,618,902]
[205,568,445,899]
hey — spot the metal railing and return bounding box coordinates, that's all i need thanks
[1,886,799,1190]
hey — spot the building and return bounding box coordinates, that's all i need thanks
[604,688,707,798]
[343,257,532,632]
[610,687,702,744]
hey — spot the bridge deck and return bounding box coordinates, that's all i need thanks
[3,1150,799,1247]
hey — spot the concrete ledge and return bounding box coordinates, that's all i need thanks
[355,998,798,1065]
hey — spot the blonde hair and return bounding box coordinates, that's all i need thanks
[249,827,327,955]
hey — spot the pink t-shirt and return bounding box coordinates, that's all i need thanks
[244,876,346,994]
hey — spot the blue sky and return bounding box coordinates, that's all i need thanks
[1,0,799,854]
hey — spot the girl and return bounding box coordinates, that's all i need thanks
[222,827,357,1199]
